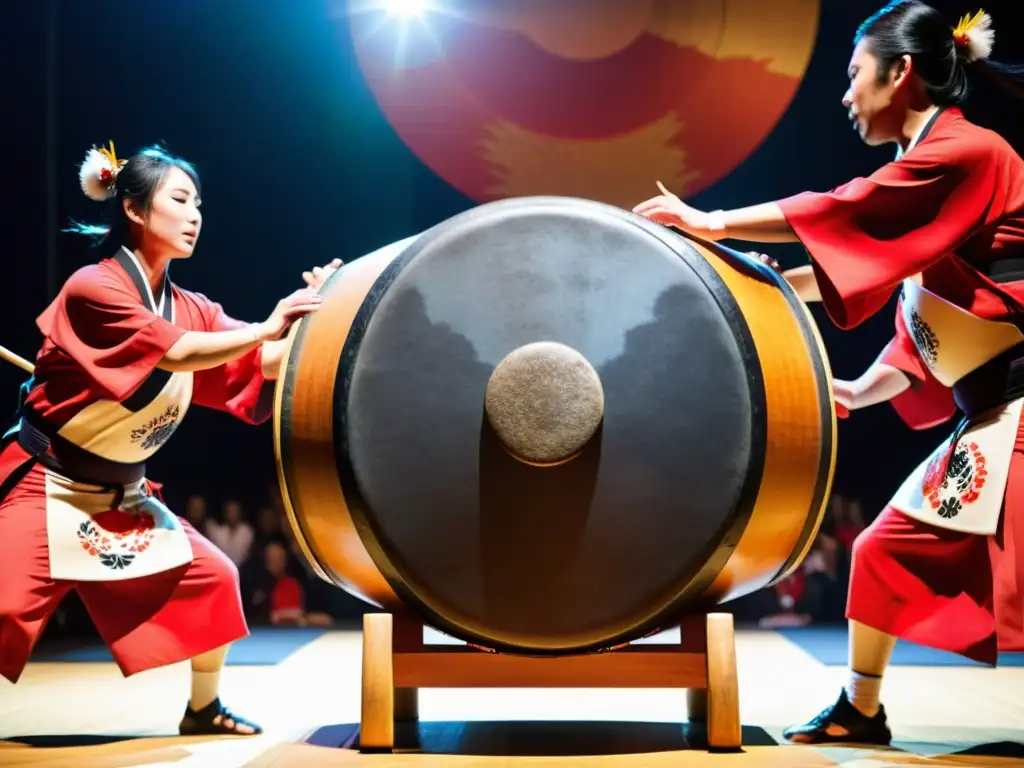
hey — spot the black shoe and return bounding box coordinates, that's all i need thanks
[179,696,263,736]
[783,689,891,745]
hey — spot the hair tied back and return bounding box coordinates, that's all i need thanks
[952,9,994,63]
[79,141,126,201]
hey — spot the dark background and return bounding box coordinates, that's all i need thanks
[3,0,1023,521]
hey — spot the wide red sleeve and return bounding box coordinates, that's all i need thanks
[876,300,956,430]
[777,129,1003,329]
[36,265,187,401]
[183,291,274,425]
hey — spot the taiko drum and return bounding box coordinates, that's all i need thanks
[274,196,836,655]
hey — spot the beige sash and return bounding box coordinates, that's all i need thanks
[899,280,1023,386]
[888,280,1024,534]
[56,372,193,462]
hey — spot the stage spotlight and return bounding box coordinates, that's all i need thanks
[381,0,429,18]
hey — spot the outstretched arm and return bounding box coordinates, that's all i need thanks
[158,289,320,373]
[159,325,266,373]
[636,133,1001,330]
[781,265,922,304]
[833,364,911,412]
[833,303,955,429]
[633,187,797,244]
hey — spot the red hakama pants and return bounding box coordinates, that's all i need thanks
[847,416,1024,663]
[0,440,248,683]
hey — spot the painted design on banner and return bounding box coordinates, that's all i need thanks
[920,440,987,519]
[909,309,939,367]
[130,405,181,450]
[76,514,156,570]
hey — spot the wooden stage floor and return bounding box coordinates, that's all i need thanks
[2,626,1023,767]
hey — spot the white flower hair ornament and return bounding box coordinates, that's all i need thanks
[79,141,127,201]
[952,9,994,64]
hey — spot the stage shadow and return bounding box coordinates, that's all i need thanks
[918,740,1024,759]
[5,734,146,747]
[305,720,778,756]
[954,741,1024,761]
[0,733,211,767]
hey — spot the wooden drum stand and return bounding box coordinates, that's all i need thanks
[359,611,741,753]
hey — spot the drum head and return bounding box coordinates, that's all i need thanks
[336,197,766,653]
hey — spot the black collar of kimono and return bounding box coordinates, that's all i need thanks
[915,106,945,146]
[113,247,177,411]
[115,246,173,322]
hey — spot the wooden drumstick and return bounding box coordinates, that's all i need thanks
[648,183,780,284]
[0,344,34,374]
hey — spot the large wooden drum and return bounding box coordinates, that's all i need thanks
[274,196,836,656]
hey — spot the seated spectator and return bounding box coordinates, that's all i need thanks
[244,541,335,627]
[757,533,843,627]
[254,505,287,548]
[240,504,289,602]
[834,497,866,553]
[207,498,254,566]
[244,541,303,625]
[798,533,843,623]
[280,522,341,626]
[758,571,812,628]
[184,494,210,534]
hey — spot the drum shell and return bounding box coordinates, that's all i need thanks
[274,197,836,653]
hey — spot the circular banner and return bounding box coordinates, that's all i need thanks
[345,0,819,207]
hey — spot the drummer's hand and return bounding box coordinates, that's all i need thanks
[302,258,343,291]
[832,379,856,411]
[633,183,718,240]
[746,251,783,274]
[257,288,323,341]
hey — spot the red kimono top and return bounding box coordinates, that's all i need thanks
[22,247,272,467]
[777,107,1024,429]
[2,247,273,582]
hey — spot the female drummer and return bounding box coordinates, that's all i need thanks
[633,1,1024,746]
[0,142,338,735]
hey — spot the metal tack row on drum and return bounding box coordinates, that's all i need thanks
[273,195,837,656]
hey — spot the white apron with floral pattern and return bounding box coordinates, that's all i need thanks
[887,279,1024,535]
[42,247,195,581]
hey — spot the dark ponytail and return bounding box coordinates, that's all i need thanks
[66,144,201,250]
[856,1,1024,156]
[964,58,1024,155]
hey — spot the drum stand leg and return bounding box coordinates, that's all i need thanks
[358,610,740,753]
[359,613,395,751]
[360,612,421,752]
[701,613,741,750]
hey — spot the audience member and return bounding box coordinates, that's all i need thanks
[184,494,209,533]
[244,542,304,625]
[207,498,255,566]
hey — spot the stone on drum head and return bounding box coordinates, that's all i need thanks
[485,341,604,466]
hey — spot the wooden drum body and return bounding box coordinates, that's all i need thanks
[274,196,836,656]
